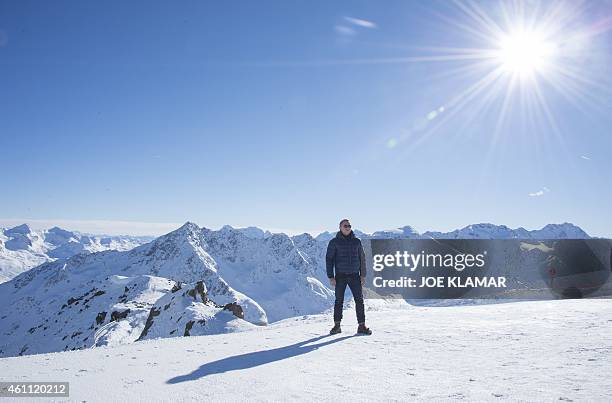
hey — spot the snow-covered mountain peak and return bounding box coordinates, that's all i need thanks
[399,224,419,234]
[173,221,201,237]
[238,226,272,239]
[290,232,316,244]
[371,225,421,239]
[532,223,589,239]
[314,231,335,243]
[136,221,205,259]
[45,226,78,245]
[5,223,33,236]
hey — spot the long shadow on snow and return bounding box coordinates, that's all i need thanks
[166,334,354,383]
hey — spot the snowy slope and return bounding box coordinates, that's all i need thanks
[199,226,334,322]
[0,223,266,358]
[136,280,256,341]
[0,224,151,283]
[1,300,610,402]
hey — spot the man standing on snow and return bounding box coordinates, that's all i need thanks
[326,218,372,335]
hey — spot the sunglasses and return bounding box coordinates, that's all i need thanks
[342,224,352,228]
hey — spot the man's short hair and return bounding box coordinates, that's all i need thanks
[339,218,350,227]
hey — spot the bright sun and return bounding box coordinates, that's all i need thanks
[385,0,602,154]
[496,30,557,76]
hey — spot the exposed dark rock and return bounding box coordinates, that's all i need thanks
[96,311,107,325]
[110,309,130,322]
[184,320,195,336]
[67,296,81,305]
[136,306,161,341]
[223,302,244,319]
[185,281,208,303]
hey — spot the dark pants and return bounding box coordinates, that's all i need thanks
[333,272,365,324]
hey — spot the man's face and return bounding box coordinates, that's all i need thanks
[340,221,352,236]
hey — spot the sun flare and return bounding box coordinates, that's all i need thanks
[389,0,607,150]
[496,30,557,76]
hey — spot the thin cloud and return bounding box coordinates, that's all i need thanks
[335,25,356,36]
[580,155,591,160]
[344,16,377,29]
[529,187,550,197]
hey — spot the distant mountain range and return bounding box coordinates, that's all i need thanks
[0,224,153,283]
[0,221,591,358]
[1,221,588,285]
[314,223,590,242]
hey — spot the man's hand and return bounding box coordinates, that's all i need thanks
[360,276,366,286]
[329,277,336,287]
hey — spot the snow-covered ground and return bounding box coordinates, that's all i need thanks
[2,299,610,402]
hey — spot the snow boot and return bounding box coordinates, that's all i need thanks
[329,322,341,335]
[357,323,372,335]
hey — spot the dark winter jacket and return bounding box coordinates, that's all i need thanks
[326,230,366,278]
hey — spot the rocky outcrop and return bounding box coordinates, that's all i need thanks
[136,280,254,342]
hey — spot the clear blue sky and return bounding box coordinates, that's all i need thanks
[1,1,611,237]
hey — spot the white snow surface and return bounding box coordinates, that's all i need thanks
[1,299,610,402]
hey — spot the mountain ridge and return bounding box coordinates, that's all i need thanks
[0,220,593,358]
